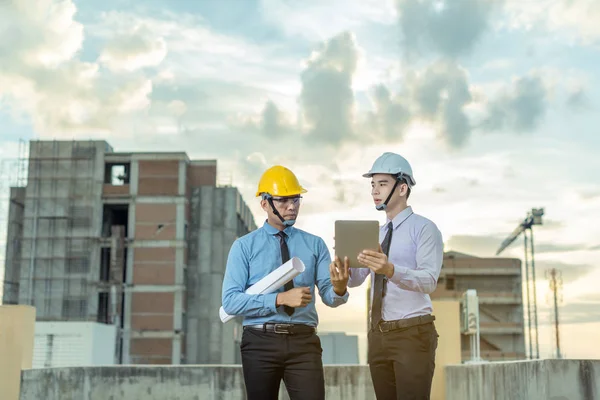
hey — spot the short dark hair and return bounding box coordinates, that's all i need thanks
[398,176,411,199]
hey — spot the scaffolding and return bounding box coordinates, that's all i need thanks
[15,140,102,320]
[0,139,28,304]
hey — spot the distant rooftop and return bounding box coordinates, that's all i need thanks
[444,251,479,258]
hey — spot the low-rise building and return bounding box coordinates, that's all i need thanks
[430,251,526,361]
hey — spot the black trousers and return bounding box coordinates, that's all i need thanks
[368,321,439,400]
[240,328,325,400]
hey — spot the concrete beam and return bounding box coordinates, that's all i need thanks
[130,160,139,196]
[131,153,190,162]
[134,197,189,204]
[129,331,182,339]
[127,285,185,293]
[131,240,186,248]
[443,267,521,275]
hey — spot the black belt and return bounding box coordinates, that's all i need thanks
[244,323,316,335]
[377,314,435,333]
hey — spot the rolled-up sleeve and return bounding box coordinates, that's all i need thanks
[347,268,370,288]
[388,222,443,294]
[221,240,279,316]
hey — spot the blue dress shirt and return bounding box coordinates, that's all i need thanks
[222,220,349,327]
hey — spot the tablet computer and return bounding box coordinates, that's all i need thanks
[334,220,380,268]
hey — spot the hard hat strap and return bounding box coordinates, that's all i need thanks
[381,177,400,208]
[377,173,406,211]
[263,194,295,226]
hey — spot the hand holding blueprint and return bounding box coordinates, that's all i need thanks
[219,257,306,323]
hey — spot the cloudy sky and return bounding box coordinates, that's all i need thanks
[1,0,599,363]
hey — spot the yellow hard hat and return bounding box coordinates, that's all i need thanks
[255,165,307,197]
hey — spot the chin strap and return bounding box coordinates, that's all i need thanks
[376,174,404,211]
[263,194,296,226]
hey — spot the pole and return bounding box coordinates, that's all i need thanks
[523,232,532,359]
[529,228,540,359]
[28,161,40,305]
[550,269,562,359]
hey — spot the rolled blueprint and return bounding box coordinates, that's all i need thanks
[219,257,306,323]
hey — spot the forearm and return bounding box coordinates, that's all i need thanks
[388,265,437,294]
[315,239,350,307]
[320,285,349,308]
[222,291,279,317]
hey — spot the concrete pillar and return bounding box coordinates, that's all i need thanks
[0,305,36,400]
[431,300,462,400]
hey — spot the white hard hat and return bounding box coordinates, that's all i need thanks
[363,152,416,187]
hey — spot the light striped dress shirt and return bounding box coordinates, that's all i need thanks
[348,206,444,322]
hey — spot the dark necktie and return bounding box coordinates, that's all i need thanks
[371,221,393,330]
[276,231,294,316]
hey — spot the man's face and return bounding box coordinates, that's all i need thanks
[261,195,302,224]
[370,174,407,207]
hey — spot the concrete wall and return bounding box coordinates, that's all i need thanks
[32,321,117,368]
[320,332,360,364]
[185,186,256,364]
[19,301,460,400]
[431,301,462,400]
[20,365,376,400]
[21,360,600,400]
[446,359,600,400]
[0,305,35,400]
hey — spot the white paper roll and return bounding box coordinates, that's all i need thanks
[219,257,306,323]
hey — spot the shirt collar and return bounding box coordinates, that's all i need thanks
[262,219,295,237]
[384,206,414,230]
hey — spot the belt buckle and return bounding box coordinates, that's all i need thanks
[274,323,293,334]
[378,322,390,333]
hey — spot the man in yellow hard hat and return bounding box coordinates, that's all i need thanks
[222,165,350,400]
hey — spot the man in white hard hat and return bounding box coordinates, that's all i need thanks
[332,152,444,399]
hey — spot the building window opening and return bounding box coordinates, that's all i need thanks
[102,204,129,237]
[104,163,130,185]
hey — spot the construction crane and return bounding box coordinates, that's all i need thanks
[495,208,544,360]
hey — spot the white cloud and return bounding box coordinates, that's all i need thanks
[0,1,157,138]
[0,0,84,68]
[94,10,300,87]
[300,31,360,145]
[481,59,514,72]
[479,74,548,133]
[395,0,500,59]
[259,0,397,41]
[505,0,600,44]
[99,27,168,72]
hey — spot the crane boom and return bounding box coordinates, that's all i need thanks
[496,222,525,255]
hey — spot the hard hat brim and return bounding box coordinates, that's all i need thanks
[362,171,416,186]
[256,187,307,197]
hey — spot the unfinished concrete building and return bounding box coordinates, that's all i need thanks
[1,140,256,365]
[1,187,26,304]
[430,251,526,361]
